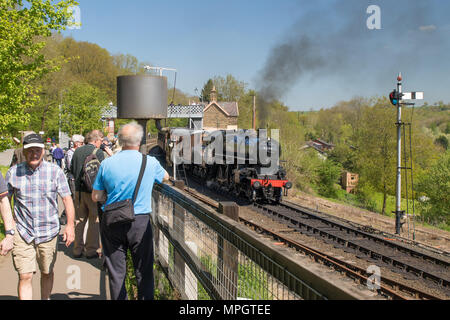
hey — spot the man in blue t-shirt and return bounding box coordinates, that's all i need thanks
[92,122,169,300]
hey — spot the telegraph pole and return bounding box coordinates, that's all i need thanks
[252,94,256,131]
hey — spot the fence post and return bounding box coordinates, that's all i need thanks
[173,203,186,297]
[218,202,239,299]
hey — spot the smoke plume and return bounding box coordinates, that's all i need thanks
[255,0,443,125]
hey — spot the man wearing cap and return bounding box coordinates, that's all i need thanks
[9,131,35,167]
[5,134,75,300]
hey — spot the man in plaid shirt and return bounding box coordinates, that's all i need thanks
[5,134,75,300]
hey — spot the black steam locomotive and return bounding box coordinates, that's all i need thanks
[156,128,292,203]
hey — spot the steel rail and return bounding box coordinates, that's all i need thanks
[280,200,450,262]
[180,186,442,300]
[239,217,441,300]
[252,202,450,289]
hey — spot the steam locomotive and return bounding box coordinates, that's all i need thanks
[156,127,292,203]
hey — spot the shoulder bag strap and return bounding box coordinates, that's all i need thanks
[132,154,147,204]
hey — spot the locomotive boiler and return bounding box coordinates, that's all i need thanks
[157,128,292,203]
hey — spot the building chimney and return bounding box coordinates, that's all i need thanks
[210,86,217,102]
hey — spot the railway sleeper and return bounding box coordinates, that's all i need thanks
[255,204,450,290]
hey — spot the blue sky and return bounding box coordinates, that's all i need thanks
[62,0,450,111]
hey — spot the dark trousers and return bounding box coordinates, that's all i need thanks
[100,214,154,300]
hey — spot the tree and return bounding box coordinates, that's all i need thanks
[353,99,397,215]
[200,79,214,103]
[237,90,256,129]
[417,151,450,225]
[27,34,71,136]
[113,53,139,75]
[59,37,117,102]
[315,159,342,198]
[435,135,449,150]
[0,0,77,150]
[60,82,108,136]
[212,74,247,102]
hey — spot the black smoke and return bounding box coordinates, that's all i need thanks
[255,0,444,125]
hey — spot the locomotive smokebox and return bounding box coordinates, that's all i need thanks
[117,75,168,119]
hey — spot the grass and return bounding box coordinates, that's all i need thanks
[197,254,272,300]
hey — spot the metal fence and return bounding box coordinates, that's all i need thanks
[151,183,327,300]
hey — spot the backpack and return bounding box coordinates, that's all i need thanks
[80,148,101,192]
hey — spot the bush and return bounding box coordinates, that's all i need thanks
[355,183,378,212]
[417,151,450,225]
[315,159,342,198]
[435,135,449,150]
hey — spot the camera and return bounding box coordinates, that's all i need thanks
[100,143,107,151]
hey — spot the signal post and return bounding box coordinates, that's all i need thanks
[389,73,423,235]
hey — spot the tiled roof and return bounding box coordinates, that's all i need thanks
[204,101,239,117]
[219,102,239,117]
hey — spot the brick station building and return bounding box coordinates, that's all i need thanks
[202,86,239,130]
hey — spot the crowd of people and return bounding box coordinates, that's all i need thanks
[0,123,169,300]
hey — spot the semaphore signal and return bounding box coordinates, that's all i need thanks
[390,73,423,237]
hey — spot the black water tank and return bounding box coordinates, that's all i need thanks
[117,75,168,119]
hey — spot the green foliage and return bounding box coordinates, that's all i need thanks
[113,53,140,75]
[237,261,271,300]
[355,182,378,212]
[328,143,357,171]
[237,90,256,129]
[60,82,107,136]
[416,151,450,225]
[445,122,450,134]
[315,159,342,198]
[435,135,449,150]
[0,0,77,150]
[153,263,179,300]
[212,74,247,102]
[124,249,138,300]
[353,100,397,214]
[200,79,214,103]
[59,37,117,102]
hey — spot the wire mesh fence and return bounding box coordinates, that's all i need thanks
[151,183,326,300]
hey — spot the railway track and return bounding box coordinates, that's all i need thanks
[239,216,440,300]
[180,185,446,300]
[252,201,450,291]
